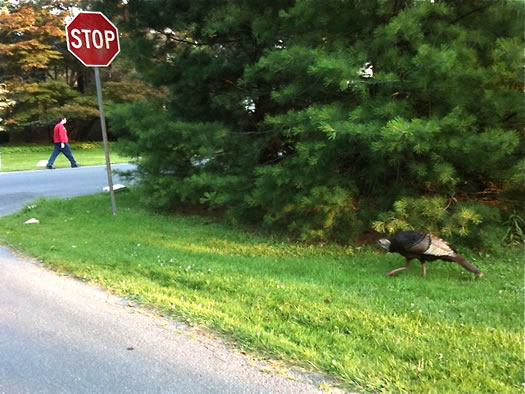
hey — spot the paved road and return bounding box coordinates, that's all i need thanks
[0,164,134,216]
[0,167,333,393]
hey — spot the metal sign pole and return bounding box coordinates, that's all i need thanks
[94,66,117,216]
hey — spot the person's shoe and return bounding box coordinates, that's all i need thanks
[71,164,79,168]
[46,165,54,169]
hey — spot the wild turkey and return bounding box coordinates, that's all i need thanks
[377,230,483,277]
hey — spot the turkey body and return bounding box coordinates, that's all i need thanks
[378,230,483,277]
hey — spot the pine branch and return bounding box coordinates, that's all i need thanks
[449,5,490,25]
[501,112,517,123]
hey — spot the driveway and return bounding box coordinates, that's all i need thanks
[0,164,134,216]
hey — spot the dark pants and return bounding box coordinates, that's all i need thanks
[47,143,77,167]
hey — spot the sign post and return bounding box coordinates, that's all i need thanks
[94,67,117,216]
[66,11,120,215]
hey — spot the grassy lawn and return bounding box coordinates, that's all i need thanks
[0,142,129,171]
[0,192,522,392]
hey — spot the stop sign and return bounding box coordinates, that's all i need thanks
[66,11,120,67]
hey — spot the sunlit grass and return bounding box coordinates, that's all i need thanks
[0,142,129,171]
[0,192,522,392]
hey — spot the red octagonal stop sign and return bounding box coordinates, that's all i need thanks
[66,11,120,67]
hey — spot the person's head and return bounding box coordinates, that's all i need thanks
[57,116,67,124]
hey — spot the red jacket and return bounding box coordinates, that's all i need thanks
[53,122,68,143]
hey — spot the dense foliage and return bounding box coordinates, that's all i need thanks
[97,0,523,244]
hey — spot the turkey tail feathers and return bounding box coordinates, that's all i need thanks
[451,254,483,276]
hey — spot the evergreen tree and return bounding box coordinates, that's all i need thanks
[99,0,524,243]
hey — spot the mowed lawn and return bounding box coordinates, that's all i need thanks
[0,143,129,172]
[0,192,522,392]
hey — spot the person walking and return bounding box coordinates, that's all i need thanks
[46,116,78,169]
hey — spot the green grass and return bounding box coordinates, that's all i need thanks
[0,192,522,392]
[0,142,129,171]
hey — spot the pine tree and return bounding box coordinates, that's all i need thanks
[100,0,524,242]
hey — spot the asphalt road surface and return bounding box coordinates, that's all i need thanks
[0,164,135,216]
[0,166,334,393]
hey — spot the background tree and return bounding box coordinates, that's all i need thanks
[95,0,523,245]
[0,0,158,142]
[0,0,95,140]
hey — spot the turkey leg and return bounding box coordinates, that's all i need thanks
[386,261,411,276]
